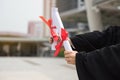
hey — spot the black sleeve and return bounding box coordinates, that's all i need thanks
[70,26,116,52]
[76,43,120,80]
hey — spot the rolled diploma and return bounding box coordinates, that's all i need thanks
[52,7,72,51]
[51,8,58,50]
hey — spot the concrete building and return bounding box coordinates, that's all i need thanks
[88,0,120,31]
[0,32,48,56]
[93,0,120,26]
[28,21,44,38]
[56,0,120,33]
[43,0,56,37]
[0,0,56,57]
[56,0,88,36]
[0,0,119,56]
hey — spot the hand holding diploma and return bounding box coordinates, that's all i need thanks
[51,7,72,56]
[39,16,58,50]
[64,50,78,65]
[40,7,72,56]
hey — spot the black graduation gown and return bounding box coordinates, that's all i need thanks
[70,26,120,80]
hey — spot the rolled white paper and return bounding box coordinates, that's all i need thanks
[51,41,57,50]
[51,8,58,50]
[52,7,72,51]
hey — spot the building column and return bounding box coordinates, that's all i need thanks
[17,42,21,56]
[36,43,40,56]
[84,0,103,31]
[43,0,56,38]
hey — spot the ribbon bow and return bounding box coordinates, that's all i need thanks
[54,28,68,56]
[39,16,58,41]
[39,16,68,56]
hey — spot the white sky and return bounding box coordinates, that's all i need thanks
[0,0,43,33]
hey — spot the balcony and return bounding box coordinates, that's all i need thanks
[93,0,110,5]
[93,0,120,26]
[93,0,120,11]
[57,0,120,27]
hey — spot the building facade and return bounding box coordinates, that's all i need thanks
[56,0,120,32]
[28,21,44,38]
[0,0,56,57]
[0,32,49,56]
[43,0,56,37]
[56,0,88,36]
[56,0,85,16]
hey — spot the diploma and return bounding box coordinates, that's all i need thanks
[40,7,72,56]
[39,16,58,50]
[52,7,72,52]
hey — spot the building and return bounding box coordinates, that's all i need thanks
[56,0,120,33]
[93,0,120,26]
[85,0,120,31]
[56,0,88,36]
[0,0,55,56]
[0,31,49,56]
[57,0,85,17]
[43,0,56,37]
[28,21,44,38]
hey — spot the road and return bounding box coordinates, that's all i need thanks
[0,57,78,80]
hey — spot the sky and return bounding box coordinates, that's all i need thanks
[0,0,43,33]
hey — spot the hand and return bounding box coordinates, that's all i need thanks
[49,37,61,44]
[64,50,78,65]
[49,37,53,44]
[49,37,73,45]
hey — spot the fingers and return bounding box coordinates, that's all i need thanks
[64,51,72,58]
[65,57,72,63]
[64,50,72,55]
[49,37,53,44]
[49,36,61,44]
[64,50,78,65]
[65,57,75,65]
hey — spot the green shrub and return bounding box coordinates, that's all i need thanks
[57,47,64,57]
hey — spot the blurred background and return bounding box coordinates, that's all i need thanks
[0,0,120,57]
[0,0,120,80]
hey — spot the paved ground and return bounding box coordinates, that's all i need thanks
[0,57,78,80]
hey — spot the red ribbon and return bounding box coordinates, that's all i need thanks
[54,28,68,57]
[39,16,58,41]
[39,16,68,57]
